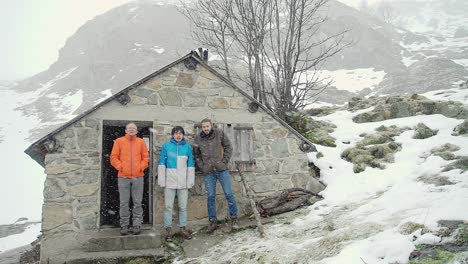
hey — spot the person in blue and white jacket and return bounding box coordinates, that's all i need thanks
[158,126,195,241]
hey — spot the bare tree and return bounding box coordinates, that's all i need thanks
[181,0,349,119]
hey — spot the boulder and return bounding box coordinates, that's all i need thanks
[341,127,403,173]
[452,119,468,136]
[413,123,438,139]
[443,157,468,172]
[417,174,454,186]
[352,95,468,123]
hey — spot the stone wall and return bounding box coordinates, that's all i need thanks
[39,58,323,262]
[41,119,101,262]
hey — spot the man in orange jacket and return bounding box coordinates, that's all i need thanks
[110,122,149,235]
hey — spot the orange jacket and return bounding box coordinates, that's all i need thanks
[110,134,149,178]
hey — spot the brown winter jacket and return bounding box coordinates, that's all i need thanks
[110,134,149,178]
[194,128,233,175]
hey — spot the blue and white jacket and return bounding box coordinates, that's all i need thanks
[157,138,195,189]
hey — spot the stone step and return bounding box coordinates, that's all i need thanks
[83,229,162,252]
[66,248,166,264]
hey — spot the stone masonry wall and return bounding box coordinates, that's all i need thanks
[41,119,101,262]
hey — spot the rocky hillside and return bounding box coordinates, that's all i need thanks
[177,86,468,263]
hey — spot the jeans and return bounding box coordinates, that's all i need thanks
[118,177,144,227]
[164,188,189,228]
[204,170,238,221]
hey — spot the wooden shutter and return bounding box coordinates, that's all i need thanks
[220,124,255,172]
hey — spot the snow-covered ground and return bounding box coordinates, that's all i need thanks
[0,223,41,254]
[188,88,468,263]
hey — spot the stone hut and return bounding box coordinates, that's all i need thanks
[25,52,325,263]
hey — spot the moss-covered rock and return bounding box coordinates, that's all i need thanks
[341,126,404,173]
[305,130,337,147]
[409,249,455,264]
[342,143,400,173]
[350,95,468,123]
[399,222,430,235]
[427,143,461,161]
[413,123,438,139]
[417,174,455,186]
[124,258,163,264]
[443,157,468,172]
[452,119,468,136]
[307,106,339,117]
[286,111,337,147]
[409,221,468,264]
[454,225,468,246]
[357,133,394,146]
[436,220,465,237]
[432,143,461,153]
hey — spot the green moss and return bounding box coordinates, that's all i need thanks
[359,134,393,146]
[455,226,468,246]
[398,222,428,235]
[409,249,455,264]
[375,125,398,132]
[285,111,337,147]
[415,244,428,251]
[305,130,336,147]
[124,257,159,264]
[285,112,309,134]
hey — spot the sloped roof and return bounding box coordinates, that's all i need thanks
[25,52,316,167]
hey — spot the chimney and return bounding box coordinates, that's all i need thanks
[191,48,208,62]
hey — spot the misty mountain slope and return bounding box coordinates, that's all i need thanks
[390,0,468,38]
[14,2,194,136]
[10,0,419,139]
[366,0,468,97]
[182,88,468,264]
[320,0,407,72]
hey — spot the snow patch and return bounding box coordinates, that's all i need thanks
[24,66,79,103]
[0,223,41,253]
[414,233,441,245]
[316,68,386,92]
[320,230,414,264]
[151,46,165,54]
[47,89,83,121]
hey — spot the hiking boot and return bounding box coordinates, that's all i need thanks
[180,227,192,240]
[120,226,129,236]
[133,225,141,235]
[207,220,218,234]
[164,227,173,242]
[231,217,240,231]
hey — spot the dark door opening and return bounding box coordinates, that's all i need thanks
[101,122,153,227]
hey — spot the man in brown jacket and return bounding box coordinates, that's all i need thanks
[194,118,239,233]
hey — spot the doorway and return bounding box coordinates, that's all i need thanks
[100,121,153,227]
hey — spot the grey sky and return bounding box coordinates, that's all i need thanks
[0,0,131,81]
[0,0,396,81]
